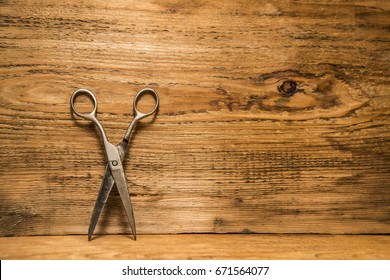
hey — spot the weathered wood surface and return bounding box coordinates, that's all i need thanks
[0,0,389,236]
[1,234,389,260]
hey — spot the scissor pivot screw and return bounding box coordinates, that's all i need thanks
[112,160,118,166]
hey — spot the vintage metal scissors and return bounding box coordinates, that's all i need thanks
[70,88,159,241]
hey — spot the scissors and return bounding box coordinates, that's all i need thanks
[70,88,159,241]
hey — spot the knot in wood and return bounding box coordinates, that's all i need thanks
[278,80,297,97]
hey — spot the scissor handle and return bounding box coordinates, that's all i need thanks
[70,89,98,122]
[71,89,116,162]
[133,88,159,121]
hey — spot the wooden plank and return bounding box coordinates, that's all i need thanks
[1,234,389,260]
[0,0,389,236]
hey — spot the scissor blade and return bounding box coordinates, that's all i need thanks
[111,167,137,240]
[88,164,115,241]
[88,140,131,241]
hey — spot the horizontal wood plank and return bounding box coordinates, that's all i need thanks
[1,234,389,260]
[0,0,389,236]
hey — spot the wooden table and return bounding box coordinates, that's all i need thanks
[1,0,389,259]
[0,234,389,260]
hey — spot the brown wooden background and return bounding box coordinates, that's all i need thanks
[1,0,389,238]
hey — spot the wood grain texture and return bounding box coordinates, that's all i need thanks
[1,234,389,260]
[0,0,389,236]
